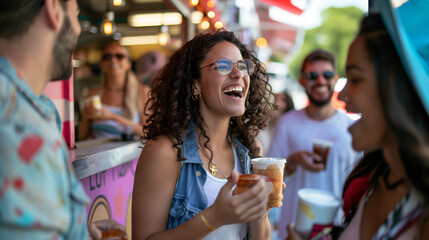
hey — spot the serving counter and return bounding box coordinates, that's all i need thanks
[70,138,143,239]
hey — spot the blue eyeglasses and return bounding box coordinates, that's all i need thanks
[301,71,336,81]
[200,58,255,76]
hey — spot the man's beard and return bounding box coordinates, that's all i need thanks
[307,88,334,107]
[50,15,77,81]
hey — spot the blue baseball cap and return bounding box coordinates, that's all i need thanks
[372,0,429,115]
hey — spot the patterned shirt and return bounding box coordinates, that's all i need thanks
[0,56,89,239]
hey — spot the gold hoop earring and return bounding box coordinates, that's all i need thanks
[192,81,200,101]
[192,93,199,101]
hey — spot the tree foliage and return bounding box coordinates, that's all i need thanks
[288,7,365,78]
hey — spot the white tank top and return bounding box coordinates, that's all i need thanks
[202,145,247,240]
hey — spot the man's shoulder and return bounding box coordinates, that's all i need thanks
[0,71,13,89]
[0,73,15,110]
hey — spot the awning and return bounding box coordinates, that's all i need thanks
[255,3,302,57]
[258,0,304,15]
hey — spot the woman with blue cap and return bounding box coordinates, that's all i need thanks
[287,0,429,239]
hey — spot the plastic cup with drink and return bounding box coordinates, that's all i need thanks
[101,229,127,240]
[234,174,260,195]
[251,158,286,208]
[312,139,333,168]
[295,188,342,239]
[85,95,102,116]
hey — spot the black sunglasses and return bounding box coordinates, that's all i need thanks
[40,0,70,6]
[102,53,127,61]
[302,71,335,81]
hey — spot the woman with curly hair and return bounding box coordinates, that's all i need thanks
[132,30,276,239]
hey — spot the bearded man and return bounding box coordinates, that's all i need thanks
[267,49,362,239]
[0,0,125,239]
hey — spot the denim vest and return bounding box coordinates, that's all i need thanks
[167,122,252,230]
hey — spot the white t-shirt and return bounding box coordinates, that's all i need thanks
[202,145,247,240]
[267,109,362,239]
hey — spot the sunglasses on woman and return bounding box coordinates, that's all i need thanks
[301,71,336,81]
[102,53,127,61]
[200,58,255,76]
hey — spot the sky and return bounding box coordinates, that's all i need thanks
[269,0,369,29]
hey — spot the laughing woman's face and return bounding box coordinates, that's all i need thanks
[196,41,251,120]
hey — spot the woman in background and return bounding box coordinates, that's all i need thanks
[287,12,429,240]
[79,41,145,140]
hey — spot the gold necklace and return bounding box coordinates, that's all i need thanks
[209,161,218,176]
[209,160,230,180]
[199,143,231,180]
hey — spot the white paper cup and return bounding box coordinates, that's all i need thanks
[251,158,286,208]
[295,188,342,239]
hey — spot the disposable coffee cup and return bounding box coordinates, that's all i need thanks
[312,139,333,167]
[251,158,286,208]
[295,188,342,239]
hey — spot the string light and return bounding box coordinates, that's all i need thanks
[256,37,268,48]
[100,11,117,36]
[190,0,199,7]
[113,0,125,7]
[207,0,215,8]
[214,21,223,29]
[200,19,210,30]
[207,11,215,18]
[157,25,170,45]
[191,11,204,24]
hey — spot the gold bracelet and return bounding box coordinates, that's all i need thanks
[199,213,217,232]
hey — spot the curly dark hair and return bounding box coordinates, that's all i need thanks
[142,30,275,162]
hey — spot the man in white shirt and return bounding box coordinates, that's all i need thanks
[267,49,362,239]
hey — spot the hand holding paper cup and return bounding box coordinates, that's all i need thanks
[313,139,333,167]
[295,188,342,239]
[251,158,286,208]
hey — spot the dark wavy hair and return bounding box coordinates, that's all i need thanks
[343,13,429,214]
[300,49,336,74]
[143,30,275,162]
[0,0,68,39]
